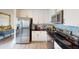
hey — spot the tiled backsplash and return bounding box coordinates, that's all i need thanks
[32,24,53,30]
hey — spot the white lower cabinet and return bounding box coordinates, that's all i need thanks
[54,41,62,49]
[32,31,48,41]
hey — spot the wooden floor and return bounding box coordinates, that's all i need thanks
[0,35,54,49]
[14,41,48,49]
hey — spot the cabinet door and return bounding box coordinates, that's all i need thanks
[32,31,39,41]
[38,31,47,41]
[32,31,48,41]
[54,41,62,49]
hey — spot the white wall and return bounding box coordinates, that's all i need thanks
[17,9,79,26]
[0,9,15,26]
[64,9,79,26]
[17,9,56,24]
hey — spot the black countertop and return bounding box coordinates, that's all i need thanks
[47,30,79,49]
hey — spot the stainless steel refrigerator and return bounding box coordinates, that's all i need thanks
[16,17,32,44]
